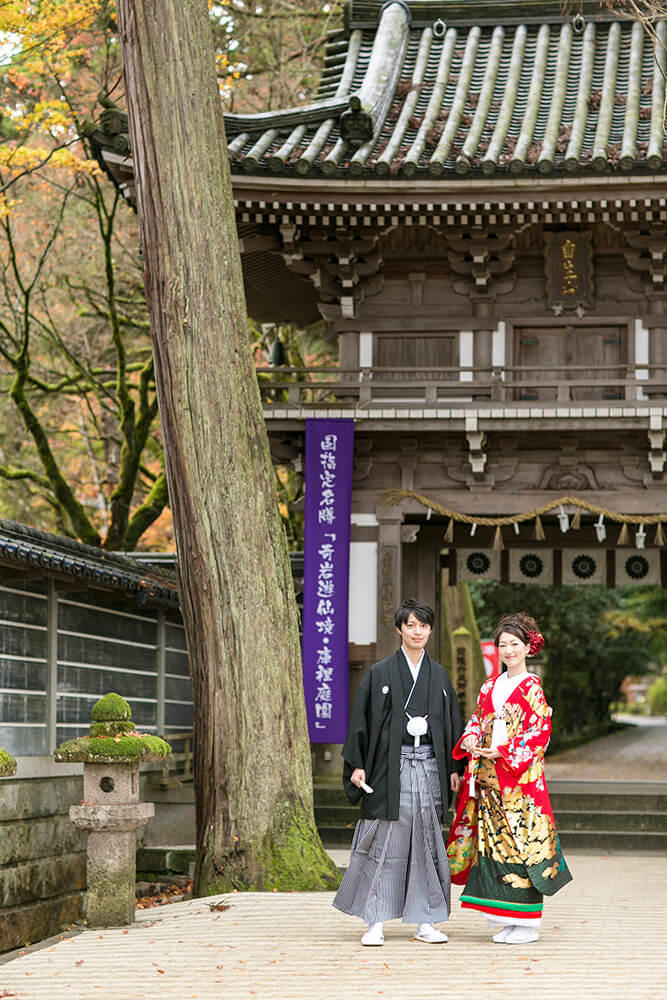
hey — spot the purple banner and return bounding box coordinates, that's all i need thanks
[302,418,354,743]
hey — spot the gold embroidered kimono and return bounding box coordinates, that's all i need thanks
[446,674,572,922]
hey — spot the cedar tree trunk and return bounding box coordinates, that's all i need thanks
[115,0,338,893]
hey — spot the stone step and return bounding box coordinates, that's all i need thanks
[135,846,196,878]
[318,824,667,852]
[554,811,667,832]
[314,782,667,815]
[314,780,667,851]
[558,830,667,852]
[550,793,667,813]
[315,803,667,833]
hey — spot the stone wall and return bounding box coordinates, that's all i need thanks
[0,770,196,953]
[0,775,86,952]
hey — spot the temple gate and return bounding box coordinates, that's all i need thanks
[92,0,667,760]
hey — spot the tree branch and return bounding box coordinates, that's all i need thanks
[121,470,169,551]
[0,462,51,488]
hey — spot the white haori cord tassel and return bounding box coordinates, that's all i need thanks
[468,760,478,798]
[406,714,428,748]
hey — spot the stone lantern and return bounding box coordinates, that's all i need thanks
[0,745,17,777]
[54,692,171,928]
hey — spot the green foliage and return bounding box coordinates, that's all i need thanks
[210,0,342,114]
[611,700,647,716]
[605,587,667,665]
[54,732,171,763]
[647,676,667,716]
[91,692,132,722]
[470,582,653,746]
[0,746,17,776]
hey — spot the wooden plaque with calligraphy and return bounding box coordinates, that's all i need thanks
[545,231,593,308]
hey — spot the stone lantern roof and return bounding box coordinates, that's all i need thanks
[54,693,171,765]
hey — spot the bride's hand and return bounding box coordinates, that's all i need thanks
[461,735,478,753]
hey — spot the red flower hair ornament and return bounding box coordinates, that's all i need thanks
[527,630,545,657]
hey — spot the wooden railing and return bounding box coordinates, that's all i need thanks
[256,365,667,408]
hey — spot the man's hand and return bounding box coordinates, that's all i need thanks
[450,772,461,793]
[350,767,366,788]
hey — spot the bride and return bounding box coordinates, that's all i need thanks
[446,612,572,944]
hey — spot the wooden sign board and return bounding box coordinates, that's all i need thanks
[545,231,593,308]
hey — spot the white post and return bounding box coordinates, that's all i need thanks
[459,331,474,382]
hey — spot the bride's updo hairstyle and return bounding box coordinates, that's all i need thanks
[493,612,545,657]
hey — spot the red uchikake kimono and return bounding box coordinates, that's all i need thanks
[446,673,572,923]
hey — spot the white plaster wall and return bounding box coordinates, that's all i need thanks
[348,541,378,645]
[635,318,649,400]
[459,330,474,381]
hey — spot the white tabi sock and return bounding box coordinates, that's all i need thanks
[361,922,384,946]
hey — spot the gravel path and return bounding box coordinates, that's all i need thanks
[546,716,667,780]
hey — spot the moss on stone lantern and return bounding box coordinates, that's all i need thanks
[0,746,17,777]
[54,691,171,928]
[54,692,171,764]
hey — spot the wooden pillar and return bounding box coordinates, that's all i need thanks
[451,626,476,722]
[375,510,402,659]
[440,575,487,700]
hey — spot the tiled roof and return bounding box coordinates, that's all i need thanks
[89,1,667,187]
[220,0,666,179]
[0,519,179,607]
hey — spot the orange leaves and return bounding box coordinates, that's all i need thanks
[135,879,193,909]
[0,144,99,177]
[0,0,121,170]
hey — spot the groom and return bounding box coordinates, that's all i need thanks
[333,599,464,946]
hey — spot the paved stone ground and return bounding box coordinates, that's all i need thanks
[1,849,665,1000]
[546,716,667,781]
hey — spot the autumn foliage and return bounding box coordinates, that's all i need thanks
[0,2,172,548]
[0,1,336,549]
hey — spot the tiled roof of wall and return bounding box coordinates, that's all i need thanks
[0,520,179,608]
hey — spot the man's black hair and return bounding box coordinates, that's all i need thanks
[394,599,435,630]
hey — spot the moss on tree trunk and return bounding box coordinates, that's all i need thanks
[115,0,338,895]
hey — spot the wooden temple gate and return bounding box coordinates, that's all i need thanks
[93,0,667,757]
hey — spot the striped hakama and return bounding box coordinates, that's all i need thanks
[333,744,451,925]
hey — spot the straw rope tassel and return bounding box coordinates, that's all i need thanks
[376,489,666,536]
[492,525,504,550]
[617,523,629,546]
